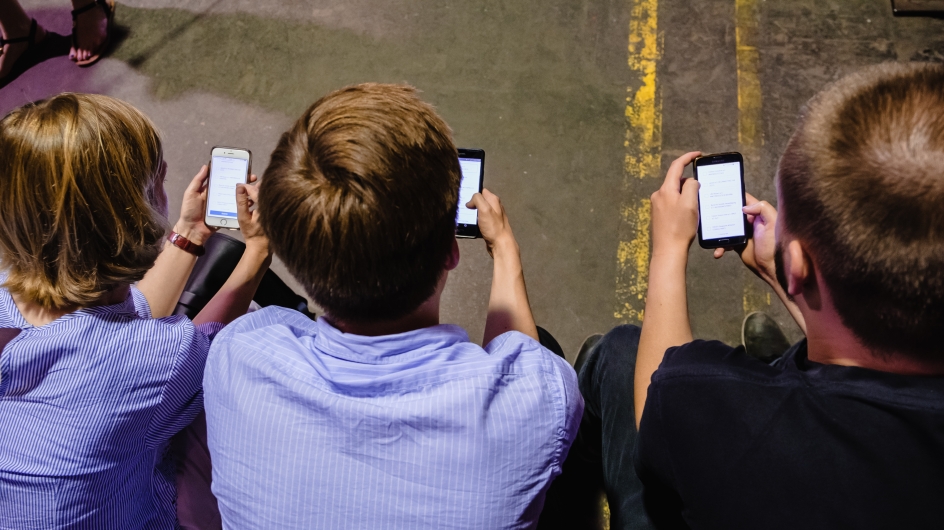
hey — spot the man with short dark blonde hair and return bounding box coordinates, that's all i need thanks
[204,83,582,529]
[552,63,944,529]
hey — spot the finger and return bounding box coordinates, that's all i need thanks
[466,192,487,211]
[743,200,776,221]
[480,188,503,212]
[680,176,700,204]
[744,192,759,205]
[242,182,260,203]
[713,248,725,259]
[235,184,252,223]
[661,151,702,192]
[186,165,209,193]
[248,173,258,183]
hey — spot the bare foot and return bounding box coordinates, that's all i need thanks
[0,21,46,79]
[70,0,109,64]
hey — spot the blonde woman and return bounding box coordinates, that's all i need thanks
[0,93,269,528]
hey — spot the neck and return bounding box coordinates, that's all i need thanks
[12,284,131,327]
[800,292,944,376]
[327,293,442,337]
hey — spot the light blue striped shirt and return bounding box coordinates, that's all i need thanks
[205,307,583,529]
[0,286,221,529]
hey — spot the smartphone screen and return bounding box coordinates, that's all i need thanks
[205,147,251,228]
[694,153,748,248]
[456,148,484,238]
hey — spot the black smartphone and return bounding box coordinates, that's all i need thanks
[693,152,750,249]
[456,148,485,238]
[205,146,252,229]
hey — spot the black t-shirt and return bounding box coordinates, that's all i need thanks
[634,339,944,529]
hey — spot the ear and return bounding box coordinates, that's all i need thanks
[445,237,460,271]
[786,239,811,297]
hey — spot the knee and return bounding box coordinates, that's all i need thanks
[598,325,642,358]
[579,325,641,381]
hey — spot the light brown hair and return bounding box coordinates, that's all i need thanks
[778,62,944,360]
[0,93,166,308]
[259,83,461,321]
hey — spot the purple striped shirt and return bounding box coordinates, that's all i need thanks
[205,308,583,529]
[0,286,221,529]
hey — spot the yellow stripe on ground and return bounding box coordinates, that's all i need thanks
[615,0,662,323]
[735,0,769,315]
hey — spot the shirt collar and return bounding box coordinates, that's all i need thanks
[311,316,473,364]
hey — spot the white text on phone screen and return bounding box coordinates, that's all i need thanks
[698,161,745,240]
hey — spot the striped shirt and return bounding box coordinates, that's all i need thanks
[0,285,221,529]
[205,308,583,529]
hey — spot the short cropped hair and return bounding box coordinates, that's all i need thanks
[259,83,461,322]
[778,62,944,361]
[0,93,166,309]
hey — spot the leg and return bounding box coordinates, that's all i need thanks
[69,0,110,64]
[0,0,46,78]
[589,325,653,530]
[538,325,654,530]
[172,412,223,530]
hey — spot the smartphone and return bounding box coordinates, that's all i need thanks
[693,152,750,249]
[205,146,252,229]
[456,148,485,238]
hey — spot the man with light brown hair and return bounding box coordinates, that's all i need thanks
[551,62,944,529]
[204,83,582,529]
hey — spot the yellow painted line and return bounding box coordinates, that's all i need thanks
[615,0,662,322]
[736,0,762,152]
[735,0,769,315]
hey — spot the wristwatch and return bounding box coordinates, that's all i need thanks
[168,231,206,256]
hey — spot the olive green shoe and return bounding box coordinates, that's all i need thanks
[741,312,791,363]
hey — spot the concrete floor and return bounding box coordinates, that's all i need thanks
[3,0,942,360]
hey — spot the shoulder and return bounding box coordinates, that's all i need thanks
[652,339,780,384]
[214,306,313,344]
[485,331,576,381]
[485,331,583,421]
[207,307,315,373]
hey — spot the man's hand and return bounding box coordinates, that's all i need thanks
[467,189,517,258]
[465,189,538,344]
[713,194,806,333]
[236,180,269,255]
[712,193,778,286]
[173,165,216,246]
[193,179,271,326]
[635,151,700,428]
[650,152,701,259]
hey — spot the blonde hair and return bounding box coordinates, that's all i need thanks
[0,93,166,308]
[778,62,944,360]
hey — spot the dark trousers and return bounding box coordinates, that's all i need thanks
[539,325,654,530]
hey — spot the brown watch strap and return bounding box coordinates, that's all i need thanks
[168,232,206,256]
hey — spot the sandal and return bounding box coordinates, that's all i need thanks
[71,0,115,67]
[0,19,43,89]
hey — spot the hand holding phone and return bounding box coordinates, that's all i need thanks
[713,193,778,284]
[456,148,485,238]
[466,188,516,258]
[693,152,750,249]
[205,146,252,229]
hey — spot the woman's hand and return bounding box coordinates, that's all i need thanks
[173,165,215,245]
